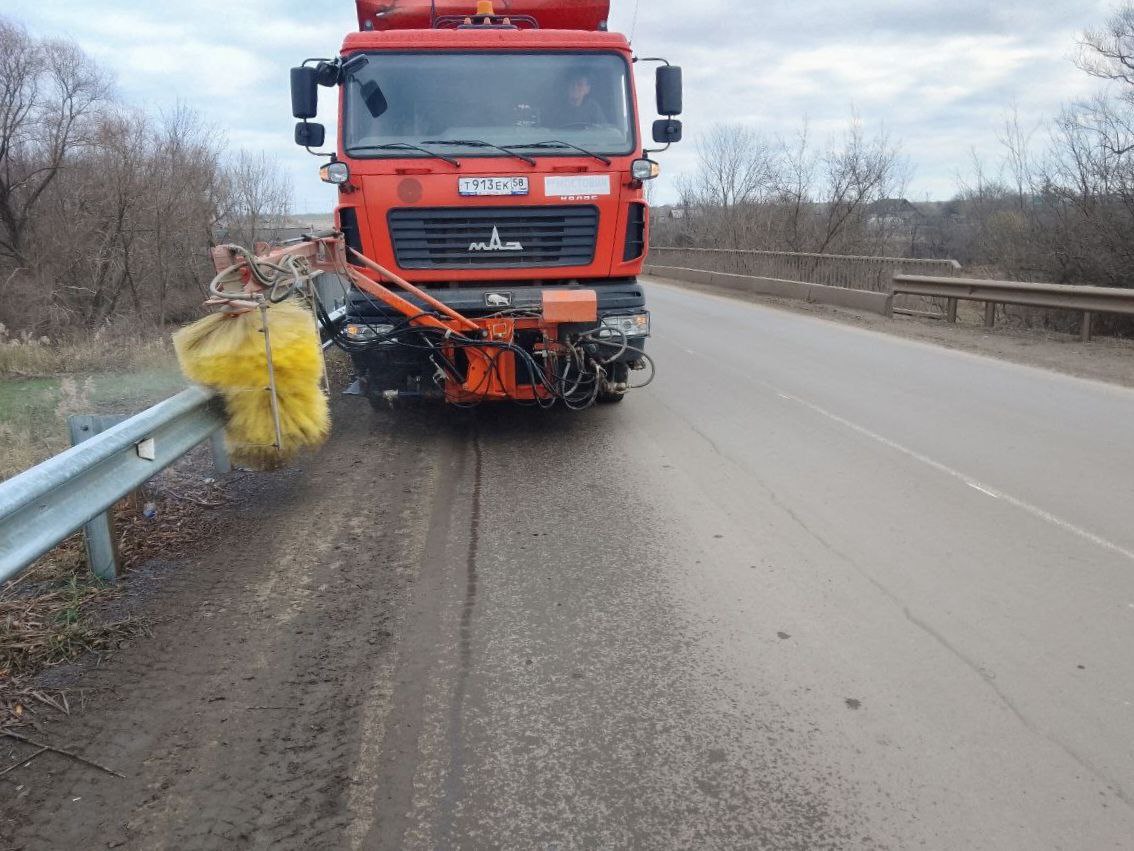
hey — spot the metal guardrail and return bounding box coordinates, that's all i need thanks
[650,247,961,293]
[0,304,348,585]
[0,387,226,583]
[891,274,1134,341]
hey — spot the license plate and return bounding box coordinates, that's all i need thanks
[459,176,529,196]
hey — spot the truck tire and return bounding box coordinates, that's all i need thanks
[598,362,629,403]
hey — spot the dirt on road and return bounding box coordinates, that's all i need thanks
[2,397,444,849]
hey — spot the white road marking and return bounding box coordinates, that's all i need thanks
[967,482,1000,498]
[771,388,1134,565]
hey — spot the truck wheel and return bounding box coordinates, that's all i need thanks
[598,362,629,403]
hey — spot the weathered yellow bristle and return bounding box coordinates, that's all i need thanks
[172,300,330,470]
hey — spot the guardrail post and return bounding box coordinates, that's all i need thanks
[67,415,122,583]
[210,430,231,475]
[891,273,1134,341]
[946,298,958,323]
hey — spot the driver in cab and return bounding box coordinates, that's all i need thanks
[551,71,606,128]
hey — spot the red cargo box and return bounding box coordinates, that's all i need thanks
[356,1,610,32]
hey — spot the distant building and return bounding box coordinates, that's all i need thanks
[650,204,685,220]
[866,198,923,231]
[866,198,936,255]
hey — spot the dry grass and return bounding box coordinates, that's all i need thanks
[0,325,186,481]
[0,322,174,378]
[0,466,232,729]
[0,531,141,729]
[0,574,138,680]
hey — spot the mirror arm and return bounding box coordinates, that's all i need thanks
[304,54,369,86]
[297,120,335,159]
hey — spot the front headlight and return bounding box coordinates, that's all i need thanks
[343,322,395,342]
[600,313,650,338]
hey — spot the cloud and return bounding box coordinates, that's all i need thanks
[614,0,1113,203]
[4,0,1122,210]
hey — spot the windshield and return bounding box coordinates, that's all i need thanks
[343,52,635,158]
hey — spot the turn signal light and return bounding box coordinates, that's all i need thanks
[631,158,660,180]
[320,161,350,184]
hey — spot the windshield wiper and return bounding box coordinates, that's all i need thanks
[345,143,460,167]
[502,140,611,165]
[420,139,536,166]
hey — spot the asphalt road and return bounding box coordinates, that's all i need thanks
[6,279,1134,849]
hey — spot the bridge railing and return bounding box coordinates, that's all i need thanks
[648,247,962,293]
[892,274,1134,342]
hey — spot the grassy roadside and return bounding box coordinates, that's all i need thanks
[0,326,197,729]
[0,462,238,730]
[0,327,188,481]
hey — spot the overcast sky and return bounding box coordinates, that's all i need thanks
[3,0,1117,210]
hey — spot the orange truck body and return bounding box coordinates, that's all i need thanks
[297,1,674,405]
[335,3,647,287]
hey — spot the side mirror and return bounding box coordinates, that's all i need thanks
[652,119,683,144]
[656,66,683,116]
[295,122,326,148]
[291,66,318,119]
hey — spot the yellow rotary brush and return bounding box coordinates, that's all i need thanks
[173,280,330,471]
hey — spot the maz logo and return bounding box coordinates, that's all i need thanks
[469,226,523,252]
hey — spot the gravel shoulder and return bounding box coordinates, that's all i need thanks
[644,276,1134,389]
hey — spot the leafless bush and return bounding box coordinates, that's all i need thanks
[932,5,1134,335]
[221,150,293,247]
[660,117,908,259]
[0,17,293,334]
[0,19,109,269]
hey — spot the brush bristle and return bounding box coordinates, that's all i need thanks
[173,301,330,469]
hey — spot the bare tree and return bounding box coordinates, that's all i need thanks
[814,117,908,256]
[1077,6,1134,97]
[671,124,779,247]
[0,19,108,265]
[770,121,820,252]
[0,17,293,333]
[656,116,908,257]
[689,124,776,209]
[222,150,292,247]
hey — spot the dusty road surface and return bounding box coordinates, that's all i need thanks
[5,280,1134,849]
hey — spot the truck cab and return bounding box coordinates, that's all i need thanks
[292,0,682,401]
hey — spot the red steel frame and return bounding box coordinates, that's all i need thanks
[212,236,595,404]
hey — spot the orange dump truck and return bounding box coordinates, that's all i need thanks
[290,0,683,406]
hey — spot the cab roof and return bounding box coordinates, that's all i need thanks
[342,28,631,53]
[355,1,611,32]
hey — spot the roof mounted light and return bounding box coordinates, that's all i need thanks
[475,1,495,14]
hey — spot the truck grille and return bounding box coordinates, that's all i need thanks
[388,206,599,270]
